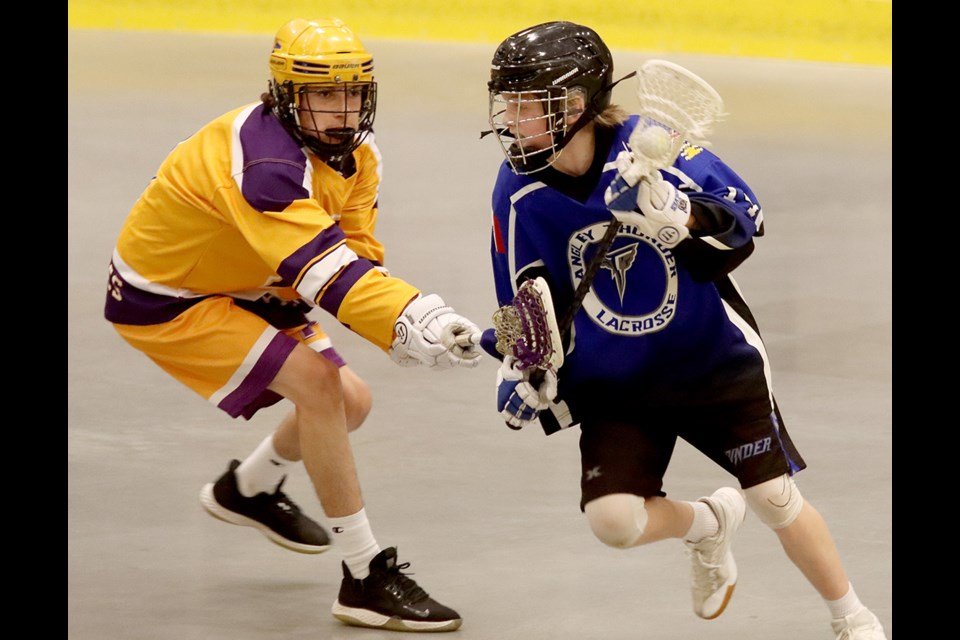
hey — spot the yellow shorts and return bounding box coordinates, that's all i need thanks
[112,296,345,419]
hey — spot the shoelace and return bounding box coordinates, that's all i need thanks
[385,562,429,603]
[686,548,723,592]
[268,478,302,518]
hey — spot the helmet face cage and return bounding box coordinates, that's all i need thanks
[486,22,615,175]
[488,87,571,175]
[271,79,377,160]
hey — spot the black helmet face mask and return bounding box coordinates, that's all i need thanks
[488,87,576,175]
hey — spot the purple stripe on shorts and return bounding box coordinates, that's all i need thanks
[225,338,346,420]
[218,332,298,419]
[239,105,309,213]
[237,390,285,420]
[320,347,346,368]
[104,261,206,325]
[277,225,348,283]
[317,259,375,316]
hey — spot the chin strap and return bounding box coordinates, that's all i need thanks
[480,126,513,140]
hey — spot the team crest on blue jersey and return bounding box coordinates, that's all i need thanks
[600,243,638,303]
[568,221,678,336]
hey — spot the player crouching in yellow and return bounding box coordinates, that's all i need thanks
[104,17,477,633]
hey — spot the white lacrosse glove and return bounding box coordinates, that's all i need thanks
[390,294,482,369]
[605,151,692,249]
[604,149,650,211]
[637,169,691,246]
[495,356,558,430]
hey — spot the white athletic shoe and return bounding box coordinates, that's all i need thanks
[684,487,747,620]
[831,608,887,640]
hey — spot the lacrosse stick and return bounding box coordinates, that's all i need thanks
[493,61,724,426]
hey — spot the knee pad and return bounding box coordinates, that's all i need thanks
[743,474,804,530]
[584,493,648,549]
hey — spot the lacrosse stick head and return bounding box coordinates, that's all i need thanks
[492,277,564,371]
[627,60,725,176]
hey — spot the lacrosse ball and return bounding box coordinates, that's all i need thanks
[635,126,672,158]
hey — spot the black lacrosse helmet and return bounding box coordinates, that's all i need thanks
[487,21,616,173]
[489,21,614,112]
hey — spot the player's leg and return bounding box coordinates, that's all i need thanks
[266,341,361,515]
[214,316,373,548]
[585,491,745,550]
[579,416,676,547]
[255,364,372,495]
[584,493,695,547]
[114,298,461,631]
[579,416,734,546]
[231,357,373,550]
[237,360,370,515]
[745,474,847,598]
[205,320,368,554]
[269,342,461,632]
[112,299,334,552]
[690,401,886,639]
[578,415,744,620]
[272,365,373,458]
[744,475,887,639]
[291,323,373,432]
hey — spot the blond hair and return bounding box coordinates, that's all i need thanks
[566,88,630,128]
[593,104,630,128]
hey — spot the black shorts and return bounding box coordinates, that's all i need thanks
[578,398,806,511]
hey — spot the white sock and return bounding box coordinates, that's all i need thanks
[328,508,381,580]
[826,582,865,620]
[234,435,293,497]
[683,500,720,543]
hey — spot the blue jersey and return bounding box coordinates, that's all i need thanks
[490,115,772,431]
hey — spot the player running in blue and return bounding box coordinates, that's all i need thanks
[482,21,887,640]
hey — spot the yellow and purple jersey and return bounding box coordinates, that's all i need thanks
[105,102,418,352]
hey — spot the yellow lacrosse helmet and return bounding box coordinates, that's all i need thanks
[269,17,374,85]
[266,18,377,161]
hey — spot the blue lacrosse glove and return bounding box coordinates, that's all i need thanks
[496,356,558,430]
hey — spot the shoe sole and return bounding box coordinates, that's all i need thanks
[332,601,462,633]
[199,483,331,555]
[698,583,736,620]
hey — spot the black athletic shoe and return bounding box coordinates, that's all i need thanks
[331,547,462,632]
[199,459,331,554]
